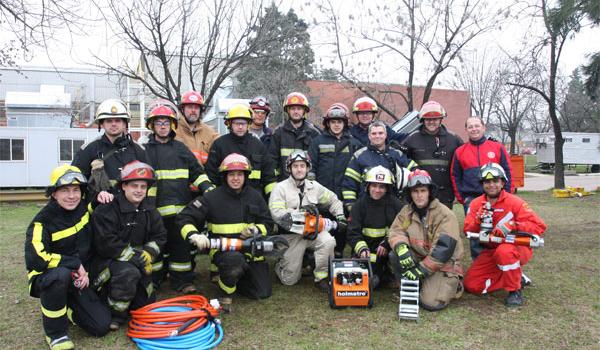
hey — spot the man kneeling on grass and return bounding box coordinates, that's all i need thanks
[25,165,111,350]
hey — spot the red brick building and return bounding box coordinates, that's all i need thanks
[304,80,470,140]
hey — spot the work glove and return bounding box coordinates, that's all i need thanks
[358,247,370,258]
[401,265,428,281]
[395,243,416,271]
[344,203,353,215]
[189,233,211,250]
[302,204,318,216]
[240,225,260,239]
[335,214,348,232]
[491,220,516,238]
[476,205,493,223]
[131,250,152,275]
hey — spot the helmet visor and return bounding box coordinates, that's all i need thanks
[407,174,431,188]
[327,108,347,119]
[480,167,504,181]
[56,171,87,187]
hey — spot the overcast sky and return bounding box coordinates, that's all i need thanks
[5,0,599,88]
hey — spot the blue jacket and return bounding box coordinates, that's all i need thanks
[308,130,362,199]
[342,144,414,205]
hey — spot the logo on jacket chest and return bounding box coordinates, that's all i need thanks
[487,151,496,159]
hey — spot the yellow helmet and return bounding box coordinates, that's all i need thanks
[46,165,87,197]
[225,104,252,125]
[364,166,394,185]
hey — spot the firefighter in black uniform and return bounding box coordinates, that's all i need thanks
[143,105,214,293]
[347,166,404,289]
[268,92,321,181]
[72,98,148,203]
[401,101,463,208]
[308,102,361,257]
[178,153,274,312]
[25,165,110,350]
[205,104,277,196]
[90,161,166,330]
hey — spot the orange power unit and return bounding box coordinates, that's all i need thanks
[328,258,373,308]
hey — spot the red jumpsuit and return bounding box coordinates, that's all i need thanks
[463,190,546,293]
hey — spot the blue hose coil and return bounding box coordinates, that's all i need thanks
[130,306,224,350]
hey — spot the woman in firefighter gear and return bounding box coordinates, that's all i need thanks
[175,90,219,164]
[269,150,346,291]
[177,153,274,311]
[90,161,167,330]
[401,100,464,209]
[143,105,215,293]
[25,165,111,350]
[347,166,404,289]
[205,103,277,196]
[268,92,321,181]
[349,96,406,147]
[248,96,274,145]
[342,121,415,212]
[388,169,464,311]
[463,163,546,307]
[308,103,362,257]
[72,98,148,203]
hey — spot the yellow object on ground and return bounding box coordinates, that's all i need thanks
[552,186,593,198]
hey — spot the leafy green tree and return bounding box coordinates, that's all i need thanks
[560,68,600,132]
[235,4,315,126]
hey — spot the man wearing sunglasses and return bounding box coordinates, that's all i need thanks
[401,101,463,209]
[308,103,362,257]
[142,105,215,293]
[463,163,546,307]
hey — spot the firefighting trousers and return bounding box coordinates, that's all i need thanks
[213,251,271,299]
[464,244,533,294]
[389,251,463,310]
[106,261,156,320]
[275,232,336,285]
[31,267,111,339]
[155,216,196,291]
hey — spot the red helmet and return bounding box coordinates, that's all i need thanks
[323,102,349,128]
[146,105,179,130]
[352,97,378,113]
[120,161,155,184]
[180,91,205,108]
[419,100,446,119]
[283,92,310,113]
[249,96,271,115]
[219,153,252,173]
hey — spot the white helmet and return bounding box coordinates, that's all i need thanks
[95,99,131,124]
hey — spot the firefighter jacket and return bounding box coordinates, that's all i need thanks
[402,124,463,205]
[349,124,407,147]
[268,119,321,181]
[464,190,546,246]
[25,199,95,297]
[177,185,273,263]
[347,193,404,255]
[143,133,214,217]
[308,130,362,199]
[174,117,219,155]
[388,199,464,276]
[91,192,166,263]
[269,177,344,232]
[249,125,274,147]
[205,132,277,195]
[72,133,148,190]
[451,136,513,204]
[342,144,414,205]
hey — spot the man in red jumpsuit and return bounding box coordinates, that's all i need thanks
[463,162,546,306]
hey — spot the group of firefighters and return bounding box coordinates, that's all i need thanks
[24,91,547,350]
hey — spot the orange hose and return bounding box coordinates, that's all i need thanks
[126,295,219,339]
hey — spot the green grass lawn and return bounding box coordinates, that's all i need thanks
[1,193,599,349]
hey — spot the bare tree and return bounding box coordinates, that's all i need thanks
[507,0,585,188]
[91,0,267,107]
[318,0,505,117]
[0,0,86,68]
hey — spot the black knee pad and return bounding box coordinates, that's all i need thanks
[110,263,141,301]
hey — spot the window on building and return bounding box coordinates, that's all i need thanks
[582,138,590,143]
[0,138,25,161]
[59,139,85,161]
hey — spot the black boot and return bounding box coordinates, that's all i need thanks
[505,289,524,307]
